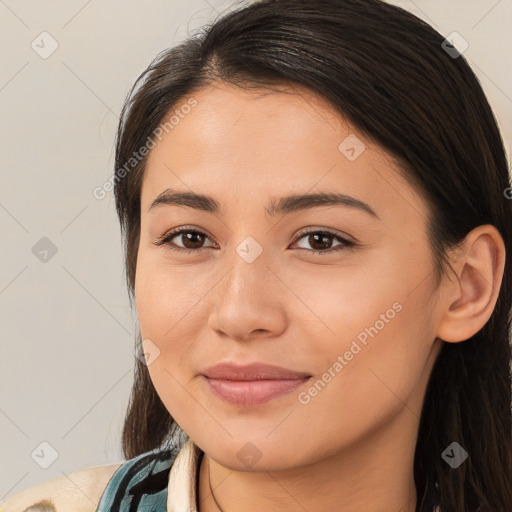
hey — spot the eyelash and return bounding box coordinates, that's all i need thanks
[153,227,357,256]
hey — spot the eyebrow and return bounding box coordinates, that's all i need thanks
[148,188,380,219]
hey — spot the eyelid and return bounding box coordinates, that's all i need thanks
[293,226,357,244]
[290,229,357,253]
[153,225,217,249]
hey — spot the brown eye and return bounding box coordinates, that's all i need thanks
[175,230,206,249]
[154,228,216,253]
[292,230,356,255]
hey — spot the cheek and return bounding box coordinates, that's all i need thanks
[288,249,435,418]
[280,249,420,349]
[134,252,215,399]
[290,301,433,458]
[135,252,202,339]
[134,257,205,427]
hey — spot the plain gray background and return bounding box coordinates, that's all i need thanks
[1,0,511,501]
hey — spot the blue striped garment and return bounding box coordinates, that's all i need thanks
[95,446,180,512]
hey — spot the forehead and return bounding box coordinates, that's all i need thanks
[141,82,429,227]
[163,81,352,151]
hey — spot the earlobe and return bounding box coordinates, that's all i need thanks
[436,225,506,343]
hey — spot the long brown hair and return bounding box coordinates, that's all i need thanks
[112,1,512,509]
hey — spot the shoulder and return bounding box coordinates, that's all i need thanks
[0,447,181,512]
[0,463,122,512]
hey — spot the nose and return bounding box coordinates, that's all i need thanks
[207,244,288,343]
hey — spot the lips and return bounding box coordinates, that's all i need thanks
[201,362,312,406]
[202,362,311,380]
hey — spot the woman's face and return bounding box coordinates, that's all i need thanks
[135,82,443,471]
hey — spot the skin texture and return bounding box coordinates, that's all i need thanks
[134,82,505,512]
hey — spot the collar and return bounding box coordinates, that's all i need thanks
[167,437,203,512]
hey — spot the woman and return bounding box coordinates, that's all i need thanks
[2,0,511,511]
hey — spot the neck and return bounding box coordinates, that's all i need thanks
[198,405,420,512]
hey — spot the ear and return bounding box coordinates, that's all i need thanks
[436,224,506,343]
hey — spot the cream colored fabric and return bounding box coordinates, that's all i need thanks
[167,438,203,512]
[0,440,204,512]
[0,463,121,512]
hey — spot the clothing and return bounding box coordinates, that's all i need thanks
[0,439,440,511]
[0,463,121,512]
